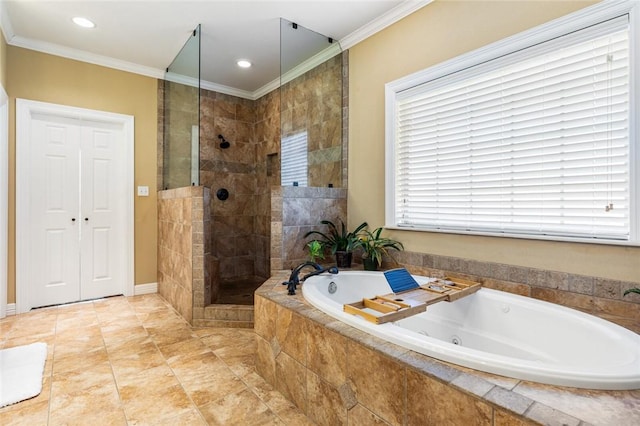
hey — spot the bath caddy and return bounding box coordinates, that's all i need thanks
[343,276,481,324]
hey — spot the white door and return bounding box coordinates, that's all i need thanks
[29,115,82,307]
[0,85,7,318]
[17,100,132,310]
[79,123,126,300]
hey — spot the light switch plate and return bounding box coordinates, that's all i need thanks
[137,186,149,196]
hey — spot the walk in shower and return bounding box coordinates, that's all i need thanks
[158,19,345,325]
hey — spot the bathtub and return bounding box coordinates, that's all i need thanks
[302,271,640,390]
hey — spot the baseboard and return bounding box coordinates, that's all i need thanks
[134,282,157,295]
[2,286,156,316]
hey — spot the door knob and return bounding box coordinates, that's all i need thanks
[71,218,76,222]
[84,218,89,221]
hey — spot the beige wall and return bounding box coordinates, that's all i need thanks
[6,46,158,303]
[0,32,7,88]
[348,0,639,284]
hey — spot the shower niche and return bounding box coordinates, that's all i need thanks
[158,19,346,326]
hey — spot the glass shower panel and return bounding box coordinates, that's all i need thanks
[280,19,343,188]
[163,25,201,189]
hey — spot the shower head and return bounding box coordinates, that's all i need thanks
[218,134,230,149]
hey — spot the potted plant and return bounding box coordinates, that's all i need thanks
[306,240,324,263]
[359,227,404,271]
[304,220,367,268]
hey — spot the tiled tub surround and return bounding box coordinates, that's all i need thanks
[303,271,640,390]
[255,272,640,426]
[391,251,640,334]
[270,186,347,273]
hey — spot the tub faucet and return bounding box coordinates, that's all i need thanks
[282,261,339,295]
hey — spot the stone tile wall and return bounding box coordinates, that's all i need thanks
[199,89,259,282]
[254,273,640,426]
[270,186,347,273]
[255,90,281,279]
[281,54,343,188]
[158,186,215,324]
[156,81,164,192]
[341,50,349,189]
[159,51,348,289]
[391,251,640,333]
[162,81,199,189]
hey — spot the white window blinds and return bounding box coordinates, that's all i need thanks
[393,16,631,241]
[281,131,308,187]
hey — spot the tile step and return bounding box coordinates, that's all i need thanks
[203,304,254,322]
[192,318,254,328]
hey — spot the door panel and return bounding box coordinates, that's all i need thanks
[44,229,66,285]
[29,118,81,307]
[79,124,125,300]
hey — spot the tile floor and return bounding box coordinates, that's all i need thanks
[0,294,312,425]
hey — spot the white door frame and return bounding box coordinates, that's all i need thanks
[16,99,134,314]
[0,85,7,318]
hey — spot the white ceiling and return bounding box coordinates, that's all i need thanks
[1,0,430,99]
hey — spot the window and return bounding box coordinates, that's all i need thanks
[281,131,308,186]
[386,1,639,245]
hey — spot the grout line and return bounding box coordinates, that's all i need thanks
[45,305,59,426]
[96,297,131,424]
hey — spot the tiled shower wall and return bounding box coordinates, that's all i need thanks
[157,186,214,324]
[255,90,281,278]
[161,81,199,190]
[159,52,348,283]
[158,52,349,304]
[199,89,260,282]
[270,186,347,273]
[281,53,343,188]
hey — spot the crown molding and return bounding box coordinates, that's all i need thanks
[252,42,342,100]
[253,77,280,100]
[253,0,433,98]
[283,42,342,85]
[166,72,256,100]
[8,35,166,79]
[0,1,15,44]
[1,0,433,99]
[340,0,433,50]
[201,79,255,100]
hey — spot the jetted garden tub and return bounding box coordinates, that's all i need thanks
[302,270,640,390]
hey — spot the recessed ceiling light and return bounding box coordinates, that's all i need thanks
[237,60,252,68]
[72,17,95,29]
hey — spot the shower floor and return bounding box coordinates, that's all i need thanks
[217,277,267,305]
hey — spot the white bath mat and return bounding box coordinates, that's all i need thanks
[0,342,47,407]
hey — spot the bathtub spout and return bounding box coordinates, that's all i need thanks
[302,265,339,282]
[283,262,338,295]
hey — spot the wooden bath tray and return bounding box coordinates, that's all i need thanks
[343,276,481,324]
[343,295,428,324]
[420,276,482,302]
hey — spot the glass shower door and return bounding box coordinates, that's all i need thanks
[163,25,201,189]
